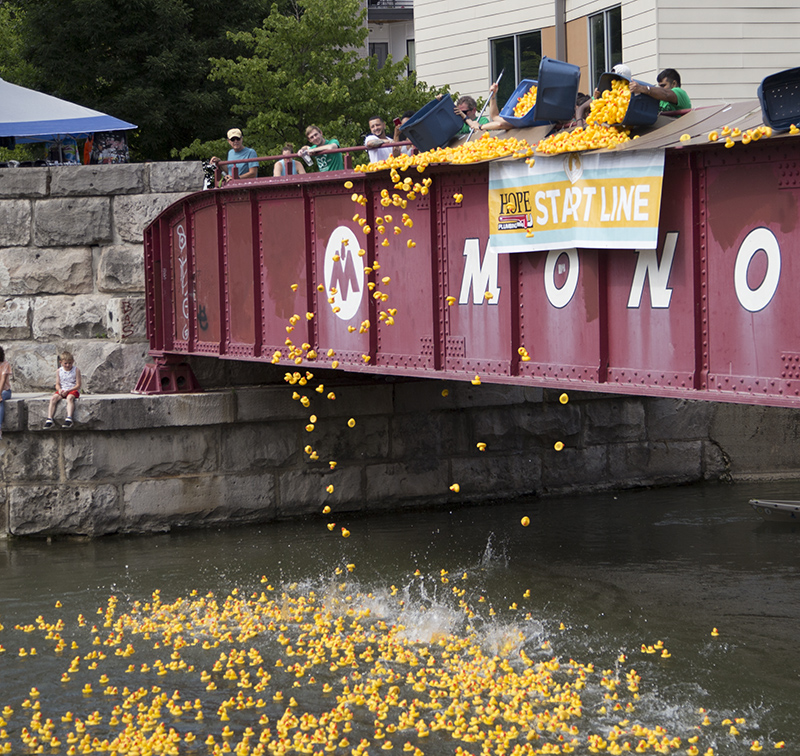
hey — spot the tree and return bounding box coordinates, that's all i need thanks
[0,2,36,86]
[0,2,38,162]
[22,0,272,160]
[188,0,446,164]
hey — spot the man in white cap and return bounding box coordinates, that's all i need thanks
[210,128,259,183]
[612,63,632,80]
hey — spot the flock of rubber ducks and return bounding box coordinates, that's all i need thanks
[0,574,785,755]
[278,165,578,535]
[3,145,786,756]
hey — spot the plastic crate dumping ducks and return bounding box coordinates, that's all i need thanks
[536,79,634,155]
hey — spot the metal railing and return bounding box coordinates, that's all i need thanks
[368,0,413,7]
[214,141,414,186]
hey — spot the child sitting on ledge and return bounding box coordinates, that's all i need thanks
[45,351,81,429]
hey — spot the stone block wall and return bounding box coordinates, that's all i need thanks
[0,162,204,393]
[0,380,738,537]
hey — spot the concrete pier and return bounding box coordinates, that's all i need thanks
[1,376,797,537]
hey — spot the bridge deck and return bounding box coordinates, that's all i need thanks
[143,126,800,407]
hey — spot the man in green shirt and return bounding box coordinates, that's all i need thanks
[630,68,691,112]
[299,125,344,172]
[455,95,490,135]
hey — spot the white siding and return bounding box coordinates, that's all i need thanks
[414,0,799,108]
[566,0,623,23]
[415,0,553,96]
[621,0,658,82]
[650,2,800,105]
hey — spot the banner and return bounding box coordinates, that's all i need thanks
[488,149,665,253]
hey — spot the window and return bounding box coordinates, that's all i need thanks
[369,42,389,69]
[589,6,622,90]
[490,31,542,107]
[406,39,416,76]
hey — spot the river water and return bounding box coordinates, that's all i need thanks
[0,480,797,755]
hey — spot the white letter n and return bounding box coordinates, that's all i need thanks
[627,232,678,309]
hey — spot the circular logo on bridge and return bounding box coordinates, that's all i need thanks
[323,226,364,321]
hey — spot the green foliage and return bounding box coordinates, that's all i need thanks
[179,0,447,166]
[21,0,272,161]
[0,144,38,164]
[0,3,38,166]
[0,2,37,86]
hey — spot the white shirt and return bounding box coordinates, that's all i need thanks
[364,135,394,163]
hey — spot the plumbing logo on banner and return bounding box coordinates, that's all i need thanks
[488,150,665,253]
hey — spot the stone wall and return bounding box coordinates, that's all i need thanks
[0,378,743,537]
[0,162,204,392]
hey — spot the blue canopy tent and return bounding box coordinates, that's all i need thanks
[0,77,136,162]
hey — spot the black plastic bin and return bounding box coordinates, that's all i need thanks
[758,67,800,132]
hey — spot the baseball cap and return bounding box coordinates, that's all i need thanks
[612,64,632,80]
[227,128,243,140]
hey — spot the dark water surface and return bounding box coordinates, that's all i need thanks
[1,480,798,754]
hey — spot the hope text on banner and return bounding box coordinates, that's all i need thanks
[488,149,665,253]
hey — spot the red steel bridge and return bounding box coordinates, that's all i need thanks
[140,103,800,407]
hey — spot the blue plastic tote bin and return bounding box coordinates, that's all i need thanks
[399,95,463,153]
[597,72,659,127]
[532,57,581,122]
[758,67,800,132]
[499,79,551,128]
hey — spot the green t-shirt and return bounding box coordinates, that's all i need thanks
[458,116,490,135]
[660,87,691,112]
[315,139,344,172]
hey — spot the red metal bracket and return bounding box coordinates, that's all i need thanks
[133,355,203,395]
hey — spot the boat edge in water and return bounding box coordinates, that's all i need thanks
[749,498,800,521]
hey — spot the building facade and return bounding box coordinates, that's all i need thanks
[411,0,800,108]
[367,0,416,78]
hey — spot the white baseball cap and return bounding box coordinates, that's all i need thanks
[612,64,632,80]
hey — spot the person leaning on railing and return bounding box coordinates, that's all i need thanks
[209,128,258,183]
[298,125,344,172]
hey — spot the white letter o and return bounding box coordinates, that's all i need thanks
[734,227,780,313]
[544,249,579,309]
